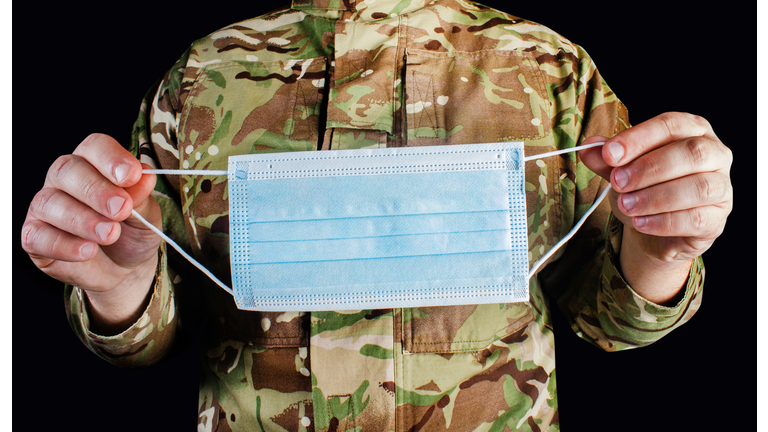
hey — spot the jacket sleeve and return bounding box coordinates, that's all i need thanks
[537,44,704,352]
[63,48,205,367]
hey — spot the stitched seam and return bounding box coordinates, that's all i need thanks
[327,394,353,429]
[410,70,437,134]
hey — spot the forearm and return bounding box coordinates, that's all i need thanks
[618,225,693,306]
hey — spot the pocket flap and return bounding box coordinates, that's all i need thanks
[402,303,534,353]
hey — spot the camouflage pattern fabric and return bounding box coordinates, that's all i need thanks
[64,1,704,430]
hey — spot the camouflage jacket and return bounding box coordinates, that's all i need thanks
[64,1,704,430]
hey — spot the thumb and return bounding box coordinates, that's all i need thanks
[122,164,162,232]
[579,137,612,180]
[123,164,157,212]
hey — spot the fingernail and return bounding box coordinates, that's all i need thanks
[107,196,126,217]
[114,164,131,184]
[96,222,114,242]
[614,168,629,189]
[621,194,637,212]
[634,216,647,229]
[81,243,96,258]
[607,142,624,163]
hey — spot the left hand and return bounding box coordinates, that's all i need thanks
[580,112,733,264]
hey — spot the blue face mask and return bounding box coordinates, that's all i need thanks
[227,142,529,311]
[135,142,609,312]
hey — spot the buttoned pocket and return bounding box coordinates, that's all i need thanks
[179,57,328,166]
[404,49,550,146]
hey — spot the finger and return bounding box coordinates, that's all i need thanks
[616,172,733,218]
[43,153,134,222]
[27,187,123,245]
[579,136,612,180]
[22,222,130,290]
[22,218,99,264]
[630,204,728,240]
[603,112,714,167]
[610,135,733,193]
[120,163,161,234]
[72,133,143,187]
[123,163,158,213]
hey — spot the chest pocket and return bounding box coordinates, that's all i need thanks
[404,49,551,146]
[176,57,328,345]
[179,57,328,161]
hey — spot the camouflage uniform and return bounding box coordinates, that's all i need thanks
[64,1,704,430]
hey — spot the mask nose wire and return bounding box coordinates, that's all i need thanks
[526,142,611,279]
[134,142,610,295]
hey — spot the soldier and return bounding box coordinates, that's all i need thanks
[21,1,734,431]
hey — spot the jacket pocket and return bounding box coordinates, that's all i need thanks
[178,57,328,163]
[404,49,550,146]
[401,303,534,354]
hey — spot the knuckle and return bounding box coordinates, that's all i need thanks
[79,175,102,204]
[685,137,708,168]
[636,155,662,182]
[47,230,67,258]
[693,175,713,202]
[657,112,711,140]
[690,208,705,233]
[691,114,711,130]
[20,222,38,253]
[77,133,104,153]
[663,212,676,235]
[720,143,734,168]
[657,113,681,139]
[30,188,57,217]
[695,174,727,204]
[48,154,76,182]
[680,112,710,135]
[687,207,717,237]
[712,176,729,202]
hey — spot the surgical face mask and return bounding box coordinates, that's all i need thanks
[135,142,609,311]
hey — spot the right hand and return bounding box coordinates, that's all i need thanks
[22,134,162,330]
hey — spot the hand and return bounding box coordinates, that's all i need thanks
[580,113,732,302]
[22,133,162,332]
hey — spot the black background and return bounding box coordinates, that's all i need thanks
[13,2,755,430]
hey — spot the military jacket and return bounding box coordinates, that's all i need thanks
[64,1,704,430]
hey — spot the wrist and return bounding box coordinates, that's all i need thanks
[618,226,693,306]
[83,251,159,335]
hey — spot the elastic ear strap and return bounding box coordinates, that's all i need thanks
[142,169,228,176]
[525,141,609,279]
[140,143,606,176]
[523,141,604,162]
[527,183,612,279]
[130,209,234,296]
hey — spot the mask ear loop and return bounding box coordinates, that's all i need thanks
[527,183,612,279]
[525,142,611,279]
[130,209,234,296]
